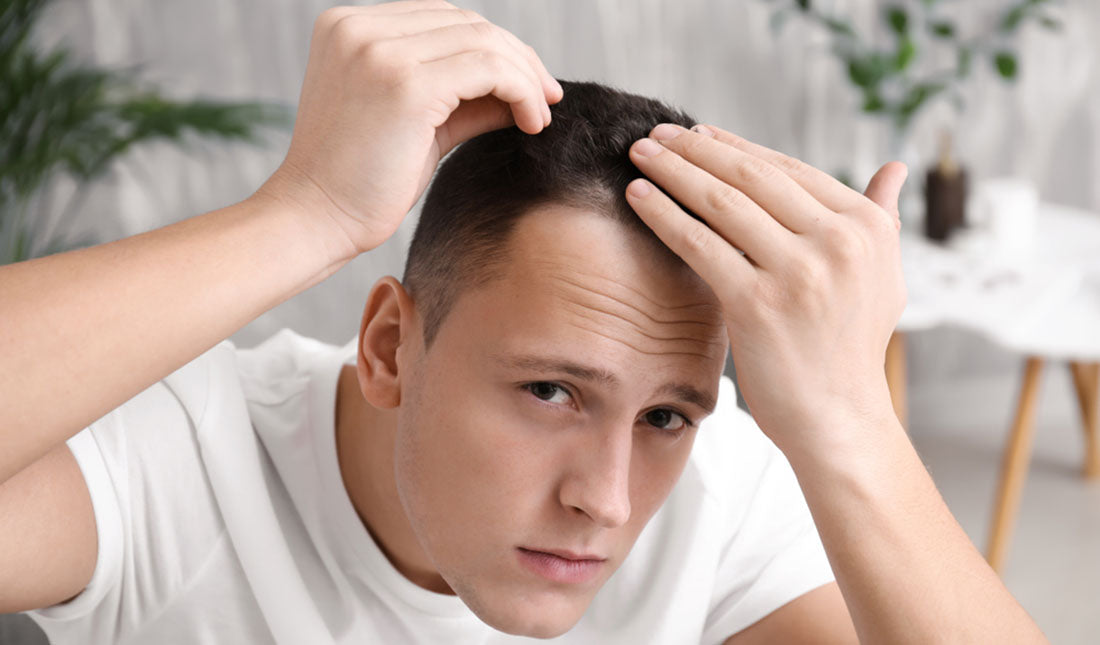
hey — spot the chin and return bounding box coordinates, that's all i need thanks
[451,579,590,638]
[476,609,582,639]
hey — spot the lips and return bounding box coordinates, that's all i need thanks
[516,547,607,584]
[522,547,606,561]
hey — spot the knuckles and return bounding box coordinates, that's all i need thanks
[703,185,745,216]
[820,222,867,267]
[681,220,714,256]
[315,6,354,33]
[728,155,779,188]
[471,49,507,75]
[770,152,806,177]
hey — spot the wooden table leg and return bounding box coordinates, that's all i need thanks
[1069,361,1100,479]
[986,356,1045,574]
[885,331,908,431]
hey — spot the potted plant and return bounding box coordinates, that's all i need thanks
[1,0,289,264]
[763,0,1062,239]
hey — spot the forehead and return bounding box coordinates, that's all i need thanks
[434,204,728,386]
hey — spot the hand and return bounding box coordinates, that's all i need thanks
[257,1,562,259]
[625,123,908,452]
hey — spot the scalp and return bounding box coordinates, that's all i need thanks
[403,80,700,345]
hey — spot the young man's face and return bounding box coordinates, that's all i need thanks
[394,205,728,637]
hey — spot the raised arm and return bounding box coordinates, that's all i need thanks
[0,1,562,486]
[624,122,1047,643]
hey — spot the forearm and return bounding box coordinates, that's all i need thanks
[0,193,352,484]
[782,406,1047,644]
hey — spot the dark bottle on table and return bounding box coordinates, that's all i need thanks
[924,132,967,242]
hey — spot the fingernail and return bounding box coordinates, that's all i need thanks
[627,179,652,197]
[651,123,684,141]
[692,124,714,137]
[633,138,663,157]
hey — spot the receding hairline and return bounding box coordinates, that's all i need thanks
[403,198,690,348]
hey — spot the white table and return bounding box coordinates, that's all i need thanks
[885,202,1100,573]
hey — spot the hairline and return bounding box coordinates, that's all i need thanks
[405,197,683,350]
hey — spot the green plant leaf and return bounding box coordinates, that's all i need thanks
[862,91,886,113]
[894,36,916,71]
[930,21,955,38]
[0,0,292,264]
[994,51,1018,78]
[1000,4,1028,33]
[795,0,811,11]
[885,6,908,34]
[897,81,946,126]
[847,54,890,89]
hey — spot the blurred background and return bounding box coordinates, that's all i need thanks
[2,0,1098,642]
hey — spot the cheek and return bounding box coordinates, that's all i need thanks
[393,379,552,558]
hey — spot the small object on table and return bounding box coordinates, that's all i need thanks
[924,131,968,242]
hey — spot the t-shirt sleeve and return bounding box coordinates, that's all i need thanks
[23,359,227,644]
[695,387,836,645]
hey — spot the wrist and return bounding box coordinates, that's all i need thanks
[248,170,361,270]
[772,393,906,476]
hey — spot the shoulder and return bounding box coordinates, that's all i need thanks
[234,328,350,404]
[156,328,349,436]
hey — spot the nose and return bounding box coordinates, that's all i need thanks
[558,425,633,528]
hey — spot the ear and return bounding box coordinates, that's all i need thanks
[356,276,421,409]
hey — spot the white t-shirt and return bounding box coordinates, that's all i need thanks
[25,329,834,645]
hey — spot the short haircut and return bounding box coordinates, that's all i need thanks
[403,80,697,346]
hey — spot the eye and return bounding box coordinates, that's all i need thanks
[643,408,690,434]
[524,381,572,405]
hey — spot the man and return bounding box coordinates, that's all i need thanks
[0,2,1046,643]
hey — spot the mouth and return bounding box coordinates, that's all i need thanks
[516,547,607,584]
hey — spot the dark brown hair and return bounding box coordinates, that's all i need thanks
[403,80,696,346]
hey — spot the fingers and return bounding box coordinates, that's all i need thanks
[493,27,563,104]
[694,123,869,215]
[420,49,548,134]
[317,4,559,132]
[642,124,834,238]
[395,22,549,126]
[627,135,798,268]
[624,178,756,297]
[377,9,561,104]
[349,8,488,38]
[863,162,908,230]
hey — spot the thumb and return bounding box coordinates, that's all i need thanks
[863,161,909,228]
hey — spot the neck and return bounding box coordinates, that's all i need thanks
[334,364,454,594]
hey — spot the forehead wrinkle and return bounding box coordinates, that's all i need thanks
[567,319,720,360]
[541,267,722,327]
[563,300,725,351]
[544,274,726,353]
[587,268,719,314]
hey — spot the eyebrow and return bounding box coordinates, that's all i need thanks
[494,353,718,414]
